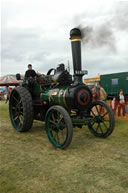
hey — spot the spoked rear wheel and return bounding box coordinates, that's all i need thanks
[9,87,33,132]
[45,106,73,149]
[87,100,115,137]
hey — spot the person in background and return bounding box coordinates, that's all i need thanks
[97,83,107,115]
[97,83,107,101]
[116,89,126,117]
[110,97,116,115]
[92,85,99,103]
[25,64,37,79]
[4,86,11,103]
[91,85,100,115]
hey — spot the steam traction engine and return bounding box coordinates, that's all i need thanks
[9,28,115,149]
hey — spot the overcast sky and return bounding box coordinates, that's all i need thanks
[1,0,128,78]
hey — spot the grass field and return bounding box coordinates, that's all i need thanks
[0,102,128,193]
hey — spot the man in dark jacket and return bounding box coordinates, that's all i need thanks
[25,64,37,79]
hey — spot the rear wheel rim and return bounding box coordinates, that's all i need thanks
[88,101,115,137]
[9,90,24,131]
[9,87,33,132]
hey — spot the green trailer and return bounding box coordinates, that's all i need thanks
[100,72,128,98]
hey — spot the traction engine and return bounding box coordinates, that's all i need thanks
[9,28,115,149]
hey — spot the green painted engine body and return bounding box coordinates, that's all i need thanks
[41,86,69,109]
[30,76,93,112]
[27,76,93,125]
[32,77,41,97]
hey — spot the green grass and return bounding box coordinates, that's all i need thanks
[0,102,128,193]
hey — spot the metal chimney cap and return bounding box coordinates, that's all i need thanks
[70,28,81,39]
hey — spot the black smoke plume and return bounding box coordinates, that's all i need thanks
[78,23,116,51]
[74,1,128,51]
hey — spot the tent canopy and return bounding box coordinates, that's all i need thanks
[0,75,20,86]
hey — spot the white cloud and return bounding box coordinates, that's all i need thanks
[1,0,128,77]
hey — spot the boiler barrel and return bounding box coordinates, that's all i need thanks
[41,84,92,111]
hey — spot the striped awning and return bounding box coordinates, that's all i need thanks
[0,75,20,86]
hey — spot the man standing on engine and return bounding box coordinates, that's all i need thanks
[25,64,37,79]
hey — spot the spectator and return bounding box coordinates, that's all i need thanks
[92,86,99,103]
[110,97,116,115]
[97,83,107,101]
[96,84,107,115]
[116,89,126,117]
[4,86,11,103]
[125,104,128,115]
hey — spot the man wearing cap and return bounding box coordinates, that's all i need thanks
[25,64,37,79]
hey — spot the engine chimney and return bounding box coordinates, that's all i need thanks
[70,28,87,84]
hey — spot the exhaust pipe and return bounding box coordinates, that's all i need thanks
[70,28,87,84]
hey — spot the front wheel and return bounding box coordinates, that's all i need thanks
[45,105,73,149]
[87,100,115,137]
